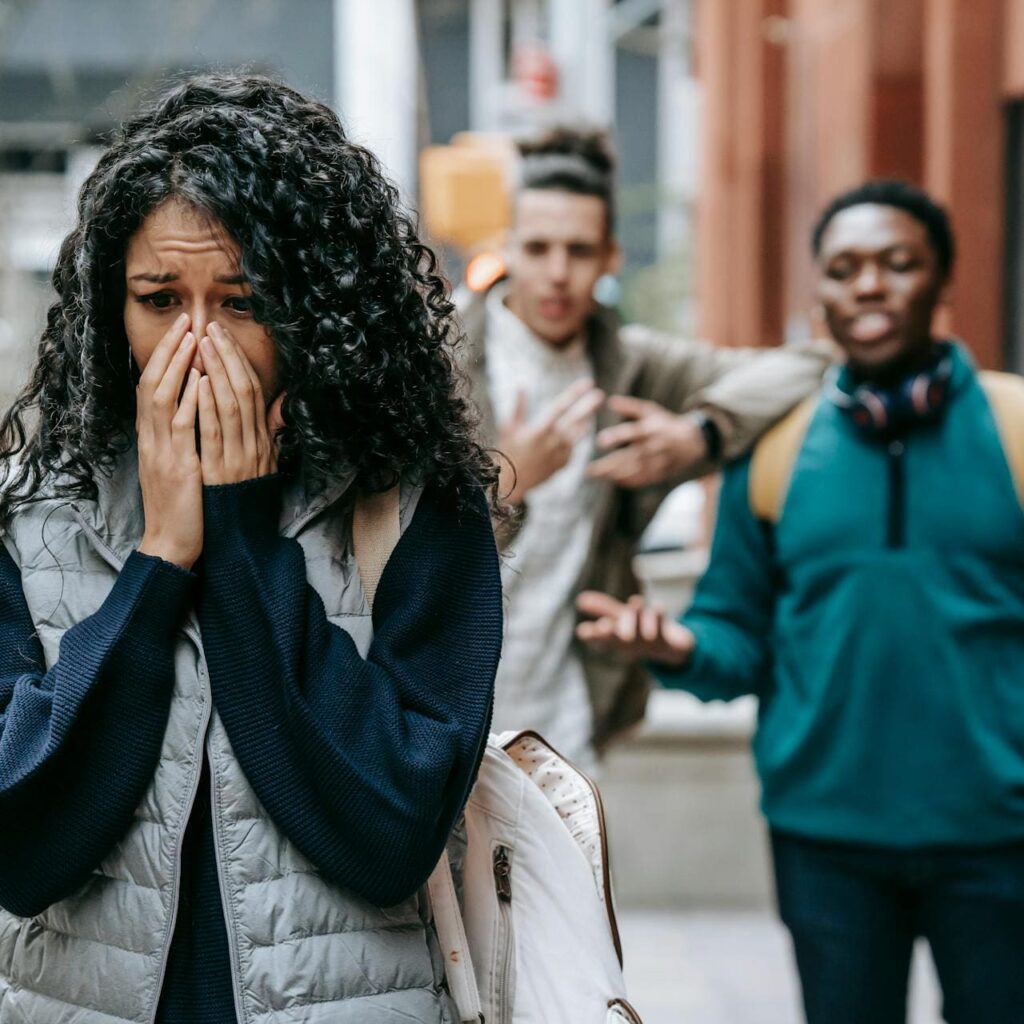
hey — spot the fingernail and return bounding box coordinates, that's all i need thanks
[175,312,189,328]
[183,332,195,345]
[200,336,214,354]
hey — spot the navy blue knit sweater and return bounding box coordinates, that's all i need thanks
[0,475,502,1022]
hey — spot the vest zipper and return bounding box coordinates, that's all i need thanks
[492,844,514,1024]
[147,669,214,1024]
[886,439,906,548]
[69,509,215,1024]
[208,754,247,1023]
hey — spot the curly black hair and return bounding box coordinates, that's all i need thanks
[811,179,955,280]
[0,72,499,520]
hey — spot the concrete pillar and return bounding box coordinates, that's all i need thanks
[469,0,505,132]
[657,0,698,263]
[549,0,615,124]
[334,0,419,197]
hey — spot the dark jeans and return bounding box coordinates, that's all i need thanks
[770,829,1024,1024]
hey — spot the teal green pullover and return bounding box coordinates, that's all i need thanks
[654,344,1024,847]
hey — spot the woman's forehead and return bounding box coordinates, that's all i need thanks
[125,200,239,271]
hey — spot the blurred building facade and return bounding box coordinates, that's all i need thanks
[0,1,697,408]
[699,0,1024,372]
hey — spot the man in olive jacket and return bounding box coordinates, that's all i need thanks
[459,127,829,764]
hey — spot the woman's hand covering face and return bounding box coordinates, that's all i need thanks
[134,313,285,567]
[197,320,285,485]
[136,313,205,569]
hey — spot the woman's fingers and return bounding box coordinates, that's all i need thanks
[171,369,201,445]
[264,392,286,474]
[137,313,190,395]
[266,392,286,436]
[150,332,197,430]
[210,322,261,413]
[199,330,245,468]
[215,323,272,472]
[198,375,223,481]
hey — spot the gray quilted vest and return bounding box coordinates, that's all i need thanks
[0,453,456,1023]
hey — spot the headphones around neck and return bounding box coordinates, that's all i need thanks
[826,347,954,437]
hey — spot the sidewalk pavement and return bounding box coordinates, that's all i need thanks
[618,909,943,1024]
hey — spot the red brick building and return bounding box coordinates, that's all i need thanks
[698,0,1024,372]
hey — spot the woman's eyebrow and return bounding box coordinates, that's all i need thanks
[129,271,178,283]
[126,272,249,284]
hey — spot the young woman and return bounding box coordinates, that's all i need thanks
[0,74,502,1023]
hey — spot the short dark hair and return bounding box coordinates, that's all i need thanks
[516,126,616,232]
[811,179,955,279]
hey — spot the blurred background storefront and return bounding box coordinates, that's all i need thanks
[5,2,1024,385]
[0,0,704,409]
[701,0,1024,374]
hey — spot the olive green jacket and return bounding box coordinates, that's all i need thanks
[457,285,831,749]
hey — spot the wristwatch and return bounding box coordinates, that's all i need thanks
[689,410,723,462]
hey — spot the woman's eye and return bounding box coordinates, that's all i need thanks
[136,291,176,309]
[224,296,253,314]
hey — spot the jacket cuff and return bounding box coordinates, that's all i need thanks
[202,474,284,556]
[118,551,197,646]
[647,620,712,691]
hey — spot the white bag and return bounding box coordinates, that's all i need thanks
[354,490,643,1024]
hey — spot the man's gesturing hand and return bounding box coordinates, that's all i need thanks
[136,313,204,569]
[498,378,605,505]
[575,590,695,667]
[587,396,708,489]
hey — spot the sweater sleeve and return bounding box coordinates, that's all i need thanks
[0,545,195,917]
[689,340,833,460]
[652,456,775,701]
[628,327,831,462]
[198,476,502,908]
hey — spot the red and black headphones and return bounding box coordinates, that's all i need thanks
[826,344,955,437]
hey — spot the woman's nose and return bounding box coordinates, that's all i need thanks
[189,305,211,373]
[189,305,210,341]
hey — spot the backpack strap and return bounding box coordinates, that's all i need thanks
[352,487,402,606]
[427,853,483,1022]
[979,370,1024,507]
[351,486,483,1022]
[748,396,818,523]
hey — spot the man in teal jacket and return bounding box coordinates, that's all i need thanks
[577,180,1024,1024]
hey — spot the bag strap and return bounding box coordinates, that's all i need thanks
[352,488,402,606]
[979,370,1024,507]
[351,488,483,1023]
[748,396,818,523]
[427,852,484,1022]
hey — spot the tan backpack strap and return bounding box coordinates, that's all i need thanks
[748,396,818,523]
[352,487,402,608]
[980,370,1024,507]
[427,851,483,1022]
